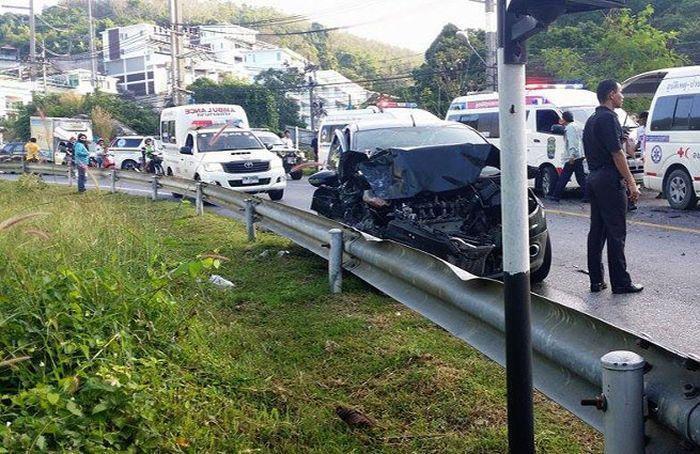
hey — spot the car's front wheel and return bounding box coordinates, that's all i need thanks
[530,236,552,284]
[268,189,284,201]
[121,159,139,171]
[535,165,559,197]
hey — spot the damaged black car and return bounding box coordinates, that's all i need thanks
[309,120,551,282]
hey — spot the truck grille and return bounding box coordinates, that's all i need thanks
[223,160,270,173]
[229,178,271,187]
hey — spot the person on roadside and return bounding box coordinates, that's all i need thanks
[140,138,154,172]
[94,138,105,168]
[549,111,588,203]
[24,137,40,163]
[66,137,77,177]
[636,111,648,154]
[583,79,642,295]
[311,136,319,164]
[281,130,294,148]
[73,133,90,193]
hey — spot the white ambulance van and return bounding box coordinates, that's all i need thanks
[622,66,700,209]
[160,104,286,200]
[445,85,642,196]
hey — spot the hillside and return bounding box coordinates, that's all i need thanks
[0,0,421,91]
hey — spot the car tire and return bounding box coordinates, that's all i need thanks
[122,160,138,171]
[268,189,284,201]
[664,168,698,210]
[530,236,552,284]
[535,165,558,197]
[290,169,303,180]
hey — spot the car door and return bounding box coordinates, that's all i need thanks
[326,130,348,170]
[530,108,563,168]
[182,133,196,177]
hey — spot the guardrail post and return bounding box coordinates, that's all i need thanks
[601,351,646,454]
[21,159,27,174]
[110,169,117,194]
[328,228,343,294]
[151,175,158,201]
[245,199,255,241]
[195,182,204,216]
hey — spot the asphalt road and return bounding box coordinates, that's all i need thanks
[5,171,698,356]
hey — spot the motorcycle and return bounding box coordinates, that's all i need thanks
[145,152,164,175]
[278,149,304,180]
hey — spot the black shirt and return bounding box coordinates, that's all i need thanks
[583,106,623,173]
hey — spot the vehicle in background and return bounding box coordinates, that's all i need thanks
[445,85,643,196]
[309,117,551,283]
[30,116,93,164]
[160,104,285,200]
[109,136,158,170]
[317,107,441,167]
[623,66,700,210]
[0,142,25,161]
[252,128,305,180]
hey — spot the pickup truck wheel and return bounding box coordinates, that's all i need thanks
[535,165,559,197]
[530,236,552,284]
[268,189,284,201]
[665,168,698,210]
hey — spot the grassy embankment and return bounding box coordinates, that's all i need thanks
[0,177,602,452]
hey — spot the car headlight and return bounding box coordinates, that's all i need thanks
[203,162,223,172]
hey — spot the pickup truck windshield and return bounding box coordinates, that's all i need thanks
[354,125,487,153]
[255,131,285,147]
[197,131,264,152]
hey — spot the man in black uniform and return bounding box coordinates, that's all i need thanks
[583,80,643,294]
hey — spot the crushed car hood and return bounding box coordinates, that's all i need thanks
[357,143,500,200]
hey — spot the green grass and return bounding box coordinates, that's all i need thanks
[0,176,602,452]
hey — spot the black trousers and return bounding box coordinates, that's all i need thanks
[586,167,632,288]
[552,158,588,200]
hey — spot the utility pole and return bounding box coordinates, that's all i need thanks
[41,39,47,94]
[484,0,497,91]
[168,0,184,105]
[29,0,36,82]
[306,64,318,130]
[87,0,98,91]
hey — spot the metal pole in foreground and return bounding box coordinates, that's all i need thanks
[497,1,534,449]
[151,176,158,201]
[328,228,343,293]
[601,351,646,454]
[245,199,255,242]
[110,169,116,194]
[195,182,204,216]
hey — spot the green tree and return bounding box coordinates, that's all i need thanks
[188,78,279,130]
[412,24,489,117]
[254,68,307,129]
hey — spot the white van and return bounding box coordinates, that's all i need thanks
[160,104,286,200]
[623,66,700,209]
[445,85,643,195]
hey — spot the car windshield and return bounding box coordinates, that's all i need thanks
[111,138,144,148]
[320,124,346,144]
[567,107,595,124]
[354,125,487,152]
[197,130,264,152]
[255,131,285,146]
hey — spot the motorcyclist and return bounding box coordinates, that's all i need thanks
[140,138,154,171]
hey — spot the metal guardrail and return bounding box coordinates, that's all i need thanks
[2,162,698,453]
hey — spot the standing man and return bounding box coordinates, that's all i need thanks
[280,130,294,148]
[549,111,587,203]
[583,80,642,294]
[73,133,90,193]
[24,137,40,163]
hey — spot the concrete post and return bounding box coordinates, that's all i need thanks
[245,199,255,242]
[195,182,204,216]
[151,175,158,201]
[110,169,117,194]
[328,228,343,293]
[21,159,27,174]
[601,351,646,454]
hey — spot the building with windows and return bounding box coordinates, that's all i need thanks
[244,47,309,76]
[0,76,32,120]
[46,69,118,95]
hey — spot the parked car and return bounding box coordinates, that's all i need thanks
[309,118,551,282]
[0,142,25,161]
[109,136,157,170]
[252,129,305,180]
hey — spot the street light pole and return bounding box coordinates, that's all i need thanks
[497,0,534,451]
[87,0,98,91]
[29,0,36,82]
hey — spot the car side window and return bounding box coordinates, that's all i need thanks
[536,109,561,134]
[185,134,194,149]
[651,96,676,131]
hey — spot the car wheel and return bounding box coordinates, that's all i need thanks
[122,160,138,171]
[535,165,558,197]
[290,169,303,180]
[530,236,552,284]
[168,168,183,198]
[268,189,284,201]
[665,169,697,210]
